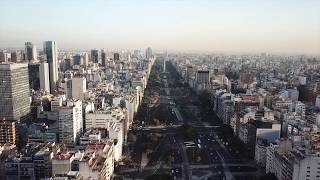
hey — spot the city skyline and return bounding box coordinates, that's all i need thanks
[0,0,320,54]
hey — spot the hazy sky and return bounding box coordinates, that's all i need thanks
[0,0,320,54]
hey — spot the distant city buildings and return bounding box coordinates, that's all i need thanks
[171,52,320,180]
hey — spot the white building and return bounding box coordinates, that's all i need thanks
[79,142,114,180]
[57,100,83,145]
[39,62,50,92]
[295,101,306,120]
[315,95,320,109]
[85,108,125,161]
[52,152,75,176]
[266,139,320,180]
[72,77,87,100]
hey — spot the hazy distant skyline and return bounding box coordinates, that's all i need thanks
[0,0,319,54]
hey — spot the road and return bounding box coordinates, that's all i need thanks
[116,59,262,180]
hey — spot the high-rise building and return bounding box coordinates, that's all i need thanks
[114,53,120,61]
[71,77,87,100]
[91,49,99,64]
[43,41,59,93]
[28,62,50,92]
[0,119,17,145]
[73,54,82,65]
[57,100,83,145]
[101,50,107,66]
[10,51,22,63]
[196,70,210,84]
[25,42,37,61]
[82,52,89,67]
[315,95,320,109]
[0,63,30,122]
[146,47,152,59]
[0,51,10,63]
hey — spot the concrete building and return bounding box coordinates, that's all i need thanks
[82,52,89,67]
[73,54,83,65]
[71,77,87,100]
[91,49,99,63]
[0,119,17,145]
[266,140,320,180]
[52,152,75,176]
[57,100,83,146]
[295,101,306,120]
[28,62,50,92]
[85,108,125,161]
[0,63,30,122]
[315,95,320,109]
[79,142,114,180]
[196,70,210,84]
[146,47,152,59]
[25,42,37,61]
[101,50,107,67]
[0,51,10,63]
[114,52,120,61]
[10,51,22,63]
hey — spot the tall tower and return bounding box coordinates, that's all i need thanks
[101,50,107,66]
[146,47,152,59]
[91,49,99,64]
[0,63,30,122]
[114,53,120,61]
[43,41,59,93]
[25,42,37,62]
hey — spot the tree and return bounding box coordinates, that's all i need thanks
[121,156,132,165]
[178,124,196,140]
[151,118,161,126]
[127,132,137,143]
[145,173,171,180]
[259,173,278,180]
[199,89,212,113]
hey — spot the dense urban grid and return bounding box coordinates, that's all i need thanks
[0,43,320,180]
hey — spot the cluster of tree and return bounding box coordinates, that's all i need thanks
[145,173,171,180]
[199,89,212,113]
[178,124,197,141]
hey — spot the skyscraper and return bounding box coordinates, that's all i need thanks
[101,50,107,67]
[28,62,50,92]
[0,51,10,63]
[73,54,83,65]
[91,49,99,64]
[114,53,120,61]
[0,63,30,122]
[25,42,37,61]
[43,41,59,93]
[146,47,152,59]
[10,51,22,63]
[0,119,17,145]
[82,52,89,67]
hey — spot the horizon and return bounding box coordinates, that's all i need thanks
[1,0,320,54]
